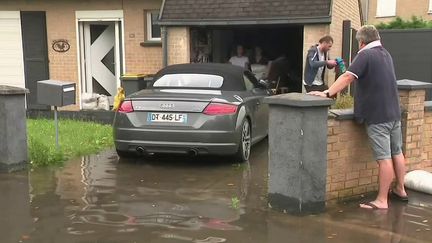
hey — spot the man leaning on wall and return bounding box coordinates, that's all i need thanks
[309,25,408,210]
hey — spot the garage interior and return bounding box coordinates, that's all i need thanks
[190,25,304,93]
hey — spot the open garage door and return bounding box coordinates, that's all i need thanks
[190,26,304,93]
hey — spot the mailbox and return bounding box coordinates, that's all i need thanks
[37,80,76,107]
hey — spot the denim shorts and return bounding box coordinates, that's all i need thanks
[366,120,403,161]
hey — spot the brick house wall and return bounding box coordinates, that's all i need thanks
[167,27,190,65]
[328,0,362,84]
[366,0,432,24]
[1,0,163,110]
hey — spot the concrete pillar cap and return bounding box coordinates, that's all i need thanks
[0,85,29,95]
[397,79,432,90]
[264,93,335,107]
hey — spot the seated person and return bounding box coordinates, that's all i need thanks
[229,45,250,70]
[251,46,269,65]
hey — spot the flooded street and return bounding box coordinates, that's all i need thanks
[1,140,432,243]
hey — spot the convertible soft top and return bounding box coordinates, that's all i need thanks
[154,63,247,91]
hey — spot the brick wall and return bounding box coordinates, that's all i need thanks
[327,88,432,201]
[367,0,432,24]
[167,27,190,65]
[124,0,163,74]
[327,117,378,200]
[423,110,432,167]
[2,0,163,110]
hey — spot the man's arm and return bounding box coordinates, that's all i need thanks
[309,72,356,98]
[307,49,327,68]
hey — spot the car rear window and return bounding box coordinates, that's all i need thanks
[153,74,224,89]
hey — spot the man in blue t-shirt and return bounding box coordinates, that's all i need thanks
[309,25,408,210]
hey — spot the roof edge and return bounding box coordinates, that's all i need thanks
[157,16,332,26]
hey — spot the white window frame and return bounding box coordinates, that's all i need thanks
[376,0,397,17]
[429,0,432,13]
[146,10,161,42]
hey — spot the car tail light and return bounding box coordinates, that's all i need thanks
[118,100,134,113]
[203,103,238,115]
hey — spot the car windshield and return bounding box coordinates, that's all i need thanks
[153,73,224,89]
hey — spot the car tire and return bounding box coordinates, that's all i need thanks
[235,119,251,162]
[116,149,137,158]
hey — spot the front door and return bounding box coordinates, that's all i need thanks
[80,21,121,101]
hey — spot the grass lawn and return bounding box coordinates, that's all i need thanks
[27,119,114,167]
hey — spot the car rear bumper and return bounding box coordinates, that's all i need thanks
[114,128,239,155]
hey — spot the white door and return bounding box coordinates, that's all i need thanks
[0,11,25,88]
[80,21,121,99]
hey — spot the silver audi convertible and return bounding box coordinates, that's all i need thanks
[113,63,270,161]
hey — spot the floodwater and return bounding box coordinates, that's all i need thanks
[1,140,431,243]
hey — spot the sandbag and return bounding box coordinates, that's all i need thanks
[404,170,432,195]
[81,93,99,110]
[97,95,110,110]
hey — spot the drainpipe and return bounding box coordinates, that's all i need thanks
[162,26,168,67]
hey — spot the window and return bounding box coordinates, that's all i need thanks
[146,10,161,41]
[376,0,396,17]
[429,0,432,13]
[153,74,224,89]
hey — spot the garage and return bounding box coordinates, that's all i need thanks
[0,11,25,88]
[158,0,362,94]
[189,26,304,92]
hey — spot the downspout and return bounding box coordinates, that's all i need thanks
[160,0,168,67]
[162,26,168,67]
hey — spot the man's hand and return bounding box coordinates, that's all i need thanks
[308,91,327,98]
[327,60,337,68]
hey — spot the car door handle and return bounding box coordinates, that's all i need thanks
[256,101,261,105]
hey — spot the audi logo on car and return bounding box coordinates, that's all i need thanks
[160,103,175,109]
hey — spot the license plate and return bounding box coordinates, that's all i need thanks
[148,113,187,123]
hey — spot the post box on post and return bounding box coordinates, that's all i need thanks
[37,80,76,149]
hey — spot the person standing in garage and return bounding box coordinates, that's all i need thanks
[303,35,337,92]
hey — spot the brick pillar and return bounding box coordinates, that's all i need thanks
[398,80,432,170]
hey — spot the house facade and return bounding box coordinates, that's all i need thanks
[362,0,432,24]
[0,0,361,111]
[1,0,163,110]
[160,0,362,92]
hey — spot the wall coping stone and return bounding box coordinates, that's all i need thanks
[264,93,335,107]
[329,109,354,120]
[0,85,29,95]
[397,79,432,91]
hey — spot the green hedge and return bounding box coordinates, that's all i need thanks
[376,16,432,29]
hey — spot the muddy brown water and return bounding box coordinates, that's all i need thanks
[1,140,431,243]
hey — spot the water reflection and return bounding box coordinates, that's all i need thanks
[47,151,253,237]
[1,139,431,242]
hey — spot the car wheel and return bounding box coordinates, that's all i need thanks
[116,149,137,158]
[235,119,251,162]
